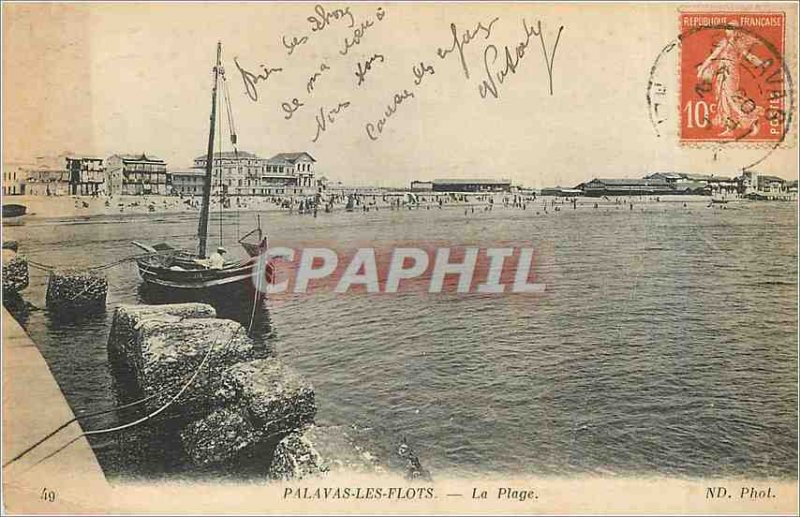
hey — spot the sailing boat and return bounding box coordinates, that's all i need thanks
[134,42,271,297]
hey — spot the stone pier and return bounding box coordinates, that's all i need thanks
[106,303,317,473]
[2,307,110,513]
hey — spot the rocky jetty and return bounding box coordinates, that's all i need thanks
[45,271,108,312]
[106,303,316,472]
[107,303,218,371]
[106,303,428,480]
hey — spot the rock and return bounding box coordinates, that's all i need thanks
[107,303,217,371]
[218,358,315,437]
[2,256,28,296]
[133,318,256,416]
[268,425,386,480]
[45,270,107,312]
[104,305,320,476]
[269,431,325,480]
[107,304,255,417]
[306,425,386,474]
[181,406,259,466]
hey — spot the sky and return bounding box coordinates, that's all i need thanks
[3,2,798,187]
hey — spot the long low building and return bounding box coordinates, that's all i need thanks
[540,187,583,196]
[581,178,674,197]
[410,178,512,193]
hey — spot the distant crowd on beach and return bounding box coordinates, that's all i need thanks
[10,190,737,220]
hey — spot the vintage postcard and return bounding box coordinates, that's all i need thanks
[1,1,798,515]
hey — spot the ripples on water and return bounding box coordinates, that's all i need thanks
[5,201,797,479]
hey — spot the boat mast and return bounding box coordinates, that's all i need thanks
[198,42,222,259]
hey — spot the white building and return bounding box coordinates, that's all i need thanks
[191,150,317,196]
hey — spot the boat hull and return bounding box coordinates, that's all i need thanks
[136,255,271,303]
[2,204,28,225]
[2,204,27,218]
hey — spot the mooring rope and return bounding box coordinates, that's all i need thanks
[1,376,185,469]
[25,253,151,273]
[4,244,269,471]
[3,290,267,473]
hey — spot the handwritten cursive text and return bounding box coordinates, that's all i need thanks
[478,19,563,100]
[312,102,351,143]
[437,17,500,79]
[234,57,283,102]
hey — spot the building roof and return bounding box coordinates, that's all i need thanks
[644,172,684,180]
[66,156,103,162]
[110,153,165,163]
[760,175,786,183]
[587,178,669,186]
[193,151,259,161]
[541,187,583,193]
[264,157,293,166]
[432,178,511,185]
[269,152,316,163]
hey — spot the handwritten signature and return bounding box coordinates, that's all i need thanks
[479,19,563,99]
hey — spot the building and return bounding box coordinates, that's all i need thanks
[169,168,207,196]
[540,187,583,196]
[672,180,710,195]
[643,172,684,185]
[2,168,26,195]
[430,179,511,193]
[410,181,433,192]
[66,157,105,195]
[267,152,316,188]
[193,150,261,196]
[105,154,168,195]
[737,171,759,195]
[758,175,787,193]
[705,175,738,194]
[23,170,71,196]
[581,178,673,197]
[191,150,316,196]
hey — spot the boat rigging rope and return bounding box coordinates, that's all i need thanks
[221,67,245,242]
[217,76,225,249]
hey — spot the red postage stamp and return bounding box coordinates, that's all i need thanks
[679,11,787,143]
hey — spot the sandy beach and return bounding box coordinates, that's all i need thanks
[3,193,723,220]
